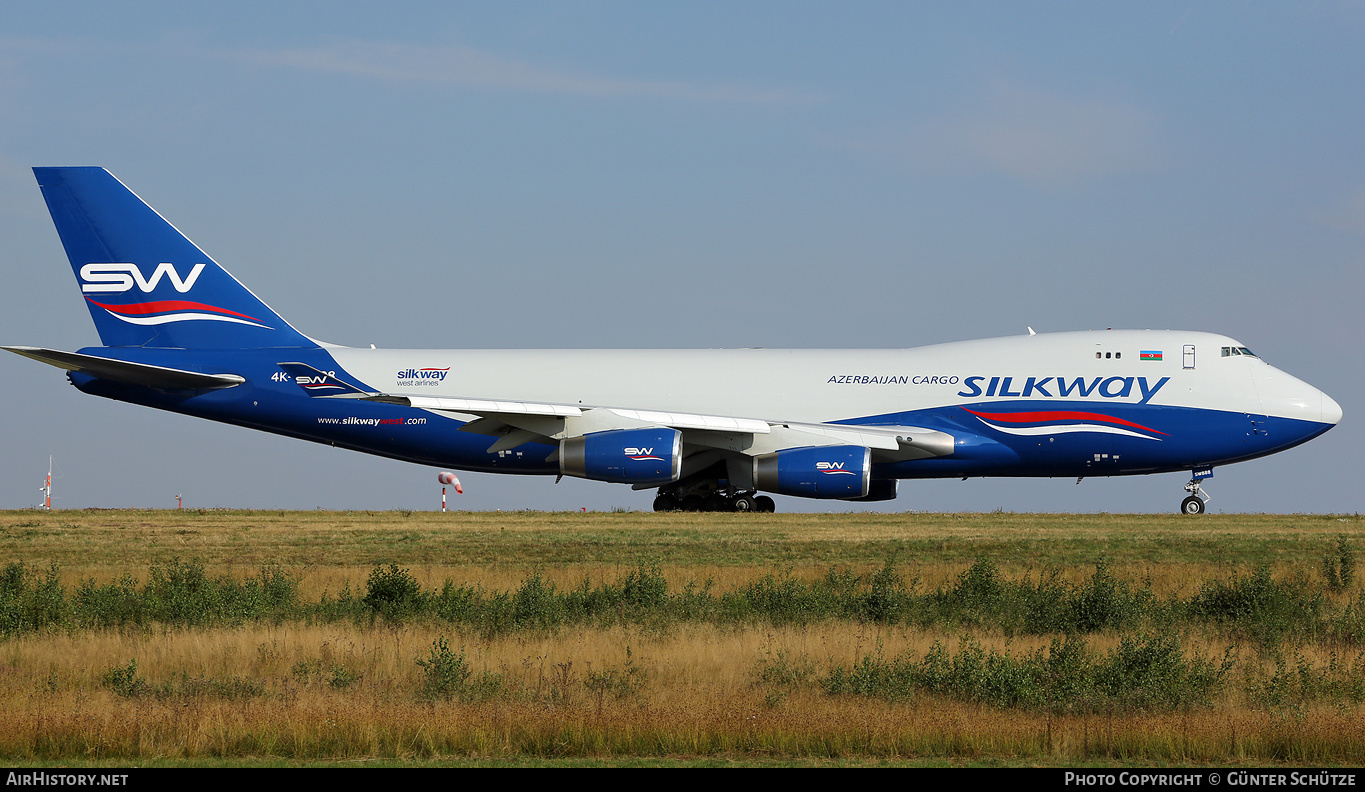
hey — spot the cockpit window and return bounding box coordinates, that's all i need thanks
[1221,346,1258,358]
[1238,347,1256,357]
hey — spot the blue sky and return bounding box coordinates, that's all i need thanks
[1,2,1361,512]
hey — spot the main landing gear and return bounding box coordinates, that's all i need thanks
[652,463,776,513]
[1180,469,1213,515]
[652,471,777,513]
[653,490,775,513]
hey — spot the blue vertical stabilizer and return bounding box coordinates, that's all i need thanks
[33,167,312,349]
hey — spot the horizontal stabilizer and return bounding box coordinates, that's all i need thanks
[3,346,245,390]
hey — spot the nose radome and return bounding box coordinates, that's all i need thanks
[1321,390,1343,426]
[1252,364,1340,427]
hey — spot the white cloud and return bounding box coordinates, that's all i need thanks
[842,81,1159,185]
[235,39,822,106]
[940,83,1158,182]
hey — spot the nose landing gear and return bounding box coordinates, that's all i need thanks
[1180,468,1213,514]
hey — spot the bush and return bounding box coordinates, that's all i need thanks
[101,660,148,698]
[1069,560,1148,633]
[0,562,68,634]
[952,559,1004,609]
[1324,536,1356,591]
[855,560,911,623]
[819,634,1232,713]
[416,636,470,700]
[1094,633,1230,710]
[364,564,423,619]
[512,571,561,628]
[416,636,504,702]
[1188,565,1322,645]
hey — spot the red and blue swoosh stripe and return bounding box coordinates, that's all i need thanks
[963,407,1167,440]
[86,297,272,329]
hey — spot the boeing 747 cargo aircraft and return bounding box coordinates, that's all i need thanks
[6,168,1342,513]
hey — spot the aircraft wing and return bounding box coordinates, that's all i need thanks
[354,389,954,460]
[276,361,955,466]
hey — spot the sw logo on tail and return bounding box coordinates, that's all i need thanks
[80,262,207,294]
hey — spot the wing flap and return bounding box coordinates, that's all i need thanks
[372,394,584,417]
[608,408,769,434]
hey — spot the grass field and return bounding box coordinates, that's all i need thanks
[1,508,1362,766]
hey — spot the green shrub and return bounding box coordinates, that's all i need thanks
[416,636,504,702]
[1094,633,1232,711]
[819,634,1231,713]
[101,660,148,698]
[1069,560,1148,633]
[0,562,68,634]
[363,564,423,619]
[1324,536,1355,591]
[512,571,561,628]
[416,636,470,700]
[618,561,668,610]
[856,560,911,623]
[1189,565,1322,645]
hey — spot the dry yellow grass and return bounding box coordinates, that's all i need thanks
[1,622,1363,763]
[2,509,1362,764]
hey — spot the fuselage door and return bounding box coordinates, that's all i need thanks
[1182,344,1196,370]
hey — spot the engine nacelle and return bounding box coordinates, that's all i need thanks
[560,427,682,485]
[753,445,871,499]
[843,478,897,502]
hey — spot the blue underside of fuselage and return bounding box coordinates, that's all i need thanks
[69,347,1334,482]
[70,347,561,476]
[836,402,1332,479]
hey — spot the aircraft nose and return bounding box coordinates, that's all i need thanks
[1320,389,1343,426]
[1252,364,1341,429]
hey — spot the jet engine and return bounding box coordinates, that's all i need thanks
[753,445,871,499]
[560,427,682,485]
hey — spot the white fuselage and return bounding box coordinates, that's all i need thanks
[329,330,1338,426]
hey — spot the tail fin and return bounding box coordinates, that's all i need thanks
[34,167,313,349]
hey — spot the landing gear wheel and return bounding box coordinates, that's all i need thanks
[653,494,681,512]
[1181,471,1211,515]
[732,495,757,513]
[755,495,776,513]
[703,494,729,512]
[1180,496,1205,515]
